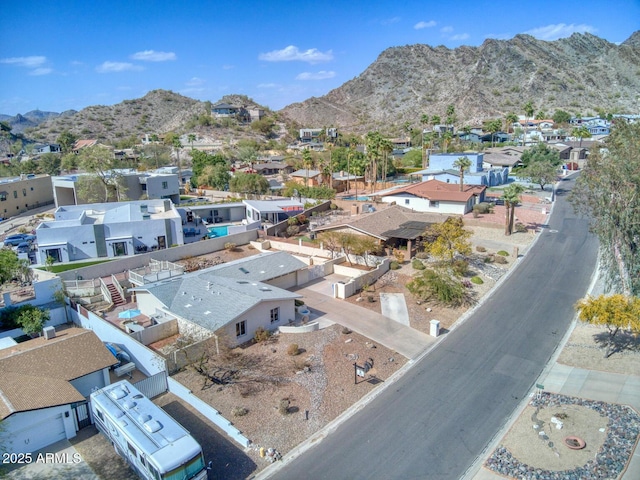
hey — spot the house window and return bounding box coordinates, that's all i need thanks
[429,200,439,208]
[13,191,17,199]
[404,199,410,205]
[0,193,5,201]
[236,320,247,337]
[270,307,280,323]
[162,181,168,189]
[22,188,26,196]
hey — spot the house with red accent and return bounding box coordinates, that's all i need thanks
[378,179,486,215]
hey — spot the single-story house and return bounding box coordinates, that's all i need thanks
[379,179,486,215]
[243,199,304,225]
[313,204,448,258]
[0,328,117,454]
[253,162,294,176]
[289,169,324,187]
[482,151,523,171]
[133,252,306,345]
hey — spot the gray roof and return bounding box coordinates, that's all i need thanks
[140,252,305,331]
[291,169,321,178]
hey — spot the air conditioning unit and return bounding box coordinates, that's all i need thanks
[43,326,56,340]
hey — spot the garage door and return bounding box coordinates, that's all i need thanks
[11,414,66,454]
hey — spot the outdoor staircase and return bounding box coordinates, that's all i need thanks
[107,282,126,307]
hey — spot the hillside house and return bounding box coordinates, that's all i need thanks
[416,153,509,186]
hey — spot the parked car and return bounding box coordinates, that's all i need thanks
[15,242,31,254]
[2,234,36,247]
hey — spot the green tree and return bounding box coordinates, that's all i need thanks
[575,294,640,358]
[56,131,77,154]
[0,249,21,285]
[523,161,558,191]
[452,156,472,191]
[17,305,50,337]
[502,183,526,236]
[250,117,276,137]
[402,149,423,168]
[485,119,502,147]
[504,112,518,133]
[201,164,230,190]
[302,149,314,187]
[422,217,472,263]
[77,145,123,202]
[317,231,342,258]
[520,143,562,168]
[190,149,226,184]
[351,236,379,267]
[569,121,640,296]
[38,152,61,176]
[60,153,77,173]
[229,172,269,196]
[445,104,457,129]
[571,126,592,148]
[553,110,572,125]
[187,133,196,150]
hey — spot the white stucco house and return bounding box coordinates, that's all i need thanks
[35,199,184,264]
[379,179,486,215]
[414,153,509,186]
[132,252,307,347]
[0,328,117,454]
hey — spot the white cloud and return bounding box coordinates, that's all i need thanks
[257,83,280,89]
[295,70,336,81]
[259,45,333,64]
[96,61,143,73]
[0,56,46,67]
[440,26,453,33]
[130,50,176,62]
[414,20,436,30]
[29,68,52,76]
[450,33,470,41]
[381,17,401,25]
[186,77,205,86]
[524,23,595,41]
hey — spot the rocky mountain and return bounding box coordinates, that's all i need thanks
[0,110,73,135]
[280,32,640,134]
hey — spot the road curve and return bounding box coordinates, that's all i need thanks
[272,176,599,480]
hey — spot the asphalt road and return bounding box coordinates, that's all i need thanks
[272,176,599,480]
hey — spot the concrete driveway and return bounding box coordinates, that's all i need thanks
[292,278,434,360]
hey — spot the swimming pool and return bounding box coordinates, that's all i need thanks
[207,225,229,238]
[340,195,370,201]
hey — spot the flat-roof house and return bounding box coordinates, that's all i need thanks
[133,252,305,346]
[290,169,323,186]
[36,199,184,263]
[0,328,117,454]
[416,153,509,186]
[243,199,304,224]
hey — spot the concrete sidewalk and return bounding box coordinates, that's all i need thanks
[470,360,640,480]
[292,279,434,360]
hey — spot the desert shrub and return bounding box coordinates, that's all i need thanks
[393,249,405,264]
[286,225,300,237]
[452,259,469,277]
[254,327,271,343]
[412,259,425,270]
[247,244,256,249]
[462,279,472,288]
[496,250,509,256]
[390,261,400,270]
[295,299,305,307]
[279,398,290,415]
[415,251,429,259]
[407,268,472,307]
[494,255,508,264]
[287,343,300,356]
[296,214,308,224]
[484,255,494,263]
[224,242,237,251]
[330,203,337,210]
[472,202,492,214]
[341,327,352,334]
[293,358,311,371]
[515,222,527,233]
[232,406,248,417]
[476,245,487,253]
[287,216,299,225]
[471,276,484,285]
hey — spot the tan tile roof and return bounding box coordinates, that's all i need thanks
[385,179,485,202]
[0,328,117,419]
[315,204,449,239]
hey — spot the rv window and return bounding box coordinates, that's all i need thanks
[139,454,146,467]
[127,442,136,456]
[96,409,104,421]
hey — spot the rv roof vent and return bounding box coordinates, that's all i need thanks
[138,414,151,423]
[123,400,137,410]
[143,419,163,433]
[109,387,128,400]
[43,326,56,340]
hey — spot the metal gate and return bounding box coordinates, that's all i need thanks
[73,401,91,430]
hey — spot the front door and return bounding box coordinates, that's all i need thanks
[157,236,166,249]
[73,401,92,430]
[113,242,127,256]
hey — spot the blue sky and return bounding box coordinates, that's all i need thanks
[1,0,638,115]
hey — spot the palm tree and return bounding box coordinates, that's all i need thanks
[571,126,592,148]
[504,113,518,134]
[302,148,313,188]
[172,138,183,192]
[486,119,502,147]
[502,183,526,236]
[380,138,393,188]
[420,114,430,167]
[523,101,534,145]
[452,156,472,192]
[188,133,196,150]
[365,131,383,193]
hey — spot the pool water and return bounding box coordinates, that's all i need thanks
[341,196,370,201]
[207,226,229,238]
